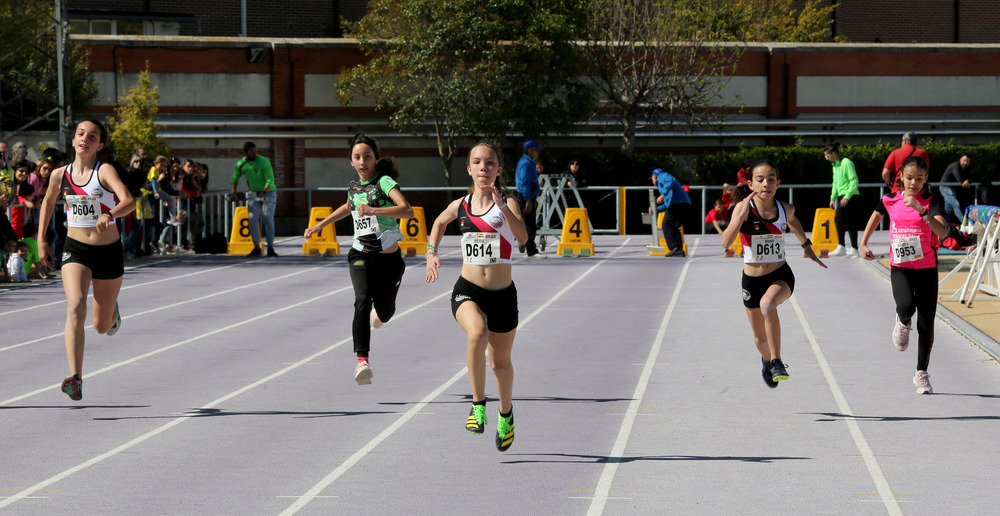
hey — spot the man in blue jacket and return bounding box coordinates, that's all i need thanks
[515,140,545,258]
[651,168,690,257]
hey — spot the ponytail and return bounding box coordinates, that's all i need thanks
[374,157,399,180]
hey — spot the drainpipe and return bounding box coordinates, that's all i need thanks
[241,0,247,37]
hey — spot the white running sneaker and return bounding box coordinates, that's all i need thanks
[354,360,373,385]
[892,315,911,351]
[913,370,932,394]
[845,247,859,258]
[829,245,846,257]
[106,302,122,336]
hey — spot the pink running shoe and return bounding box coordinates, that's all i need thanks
[354,360,373,385]
[913,370,932,394]
[892,315,911,351]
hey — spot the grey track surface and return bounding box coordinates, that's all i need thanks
[2,233,999,515]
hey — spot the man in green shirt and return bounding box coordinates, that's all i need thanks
[231,141,278,257]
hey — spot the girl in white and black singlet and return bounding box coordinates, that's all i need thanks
[37,119,135,402]
[722,160,826,389]
[425,141,528,452]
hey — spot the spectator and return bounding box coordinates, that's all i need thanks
[736,160,751,186]
[882,132,930,193]
[6,240,28,283]
[0,141,12,181]
[939,154,972,224]
[824,141,861,257]
[157,158,184,252]
[0,184,18,256]
[649,168,691,257]
[721,182,734,209]
[19,222,50,279]
[232,141,277,257]
[10,141,28,165]
[10,161,37,237]
[515,140,544,258]
[704,199,729,234]
[0,238,11,282]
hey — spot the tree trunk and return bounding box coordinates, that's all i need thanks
[621,113,638,154]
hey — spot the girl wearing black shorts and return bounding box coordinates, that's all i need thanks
[37,119,135,401]
[303,133,413,385]
[425,141,528,452]
[722,160,826,388]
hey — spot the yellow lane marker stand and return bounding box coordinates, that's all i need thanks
[726,235,743,257]
[556,207,596,257]
[227,206,263,255]
[649,212,687,257]
[398,206,428,257]
[810,207,838,258]
[302,206,340,256]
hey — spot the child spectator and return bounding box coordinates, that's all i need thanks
[704,199,729,234]
[19,222,50,279]
[6,240,28,282]
[10,161,38,238]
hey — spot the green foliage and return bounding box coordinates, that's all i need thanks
[107,68,170,163]
[718,0,846,43]
[339,0,595,185]
[0,1,99,132]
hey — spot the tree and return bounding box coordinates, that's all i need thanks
[338,0,594,185]
[0,0,98,135]
[724,0,845,43]
[107,67,170,163]
[582,0,749,154]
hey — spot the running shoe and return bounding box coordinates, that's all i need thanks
[845,247,859,258]
[892,315,911,351]
[466,404,487,434]
[267,247,279,257]
[61,375,82,401]
[769,359,789,382]
[913,370,933,394]
[247,247,262,257]
[829,245,846,256]
[761,357,778,388]
[495,409,514,452]
[106,302,122,336]
[354,360,373,385]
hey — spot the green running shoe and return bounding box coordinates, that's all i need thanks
[106,302,121,336]
[495,408,514,452]
[466,404,486,434]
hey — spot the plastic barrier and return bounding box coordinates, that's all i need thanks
[398,206,428,257]
[809,207,838,258]
[556,208,596,257]
[302,206,340,256]
[227,206,263,255]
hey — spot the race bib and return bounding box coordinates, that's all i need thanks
[891,235,923,264]
[462,232,500,265]
[66,195,101,225]
[351,210,379,236]
[748,234,785,263]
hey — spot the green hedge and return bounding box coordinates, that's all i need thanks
[537,141,1000,188]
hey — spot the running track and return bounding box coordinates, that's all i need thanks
[2,233,999,515]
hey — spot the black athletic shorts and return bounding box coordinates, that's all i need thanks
[451,276,518,333]
[62,237,125,280]
[741,262,795,308]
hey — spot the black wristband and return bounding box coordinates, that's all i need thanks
[102,210,113,219]
[920,207,929,217]
[801,238,812,249]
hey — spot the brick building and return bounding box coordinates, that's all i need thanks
[795,0,999,44]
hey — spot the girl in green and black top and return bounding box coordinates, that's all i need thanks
[824,141,861,257]
[304,133,414,385]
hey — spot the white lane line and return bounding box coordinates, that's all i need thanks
[790,296,902,516]
[587,256,693,516]
[280,239,633,515]
[0,264,332,353]
[0,261,246,318]
[0,256,451,508]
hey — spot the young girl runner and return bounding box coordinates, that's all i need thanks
[303,133,413,385]
[37,119,135,401]
[721,160,826,388]
[425,141,528,452]
[859,156,947,394]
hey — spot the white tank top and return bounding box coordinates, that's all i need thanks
[62,162,117,228]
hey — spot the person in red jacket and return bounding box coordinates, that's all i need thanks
[882,132,930,193]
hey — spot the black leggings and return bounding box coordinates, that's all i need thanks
[348,248,405,357]
[834,195,860,249]
[890,266,937,371]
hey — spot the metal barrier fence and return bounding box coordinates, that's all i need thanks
[4,181,995,252]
